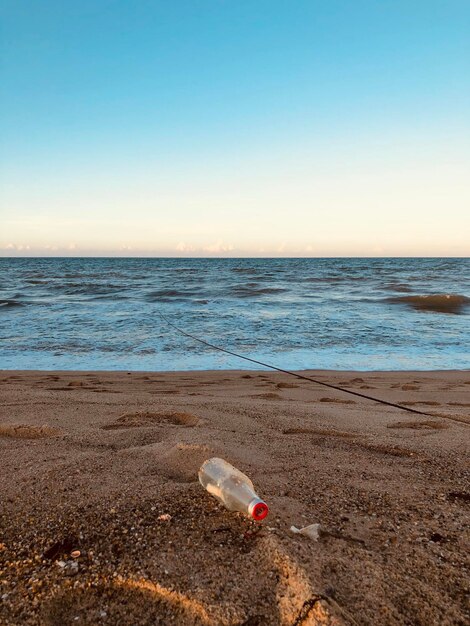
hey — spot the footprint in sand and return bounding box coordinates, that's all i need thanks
[281,427,313,434]
[102,411,200,430]
[319,397,356,404]
[74,429,165,451]
[251,392,282,400]
[387,420,448,430]
[48,379,110,391]
[446,491,470,504]
[147,443,211,483]
[282,427,356,438]
[401,401,441,406]
[0,424,61,438]
[46,382,94,390]
[357,442,419,458]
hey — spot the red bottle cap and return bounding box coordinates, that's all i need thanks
[250,499,269,521]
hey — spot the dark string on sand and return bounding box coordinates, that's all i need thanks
[157,311,450,420]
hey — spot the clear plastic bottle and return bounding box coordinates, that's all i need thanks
[199,458,269,521]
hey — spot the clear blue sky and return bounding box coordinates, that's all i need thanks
[1,0,469,256]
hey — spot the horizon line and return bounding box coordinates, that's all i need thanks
[1,255,469,260]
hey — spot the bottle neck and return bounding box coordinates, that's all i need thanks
[248,497,269,521]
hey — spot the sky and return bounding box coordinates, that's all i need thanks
[1,0,469,257]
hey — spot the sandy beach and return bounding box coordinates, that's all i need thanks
[0,369,469,625]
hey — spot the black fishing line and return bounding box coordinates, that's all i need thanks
[158,310,444,419]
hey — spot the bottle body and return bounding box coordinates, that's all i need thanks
[199,458,268,521]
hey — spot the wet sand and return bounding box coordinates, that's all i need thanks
[0,369,469,625]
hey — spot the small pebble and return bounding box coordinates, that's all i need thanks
[65,561,79,576]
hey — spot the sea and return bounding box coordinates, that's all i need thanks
[0,257,469,371]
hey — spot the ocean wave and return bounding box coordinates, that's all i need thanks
[382,283,413,293]
[303,275,369,283]
[171,268,201,274]
[48,282,127,296]
[0,299,24,309]
[230,284,289,298]
[388,294,470,314]
[232,267,258,274]
[303,276,343,283]
[145,289,200,301]
[60,272,141,279]
[86,294,132,301]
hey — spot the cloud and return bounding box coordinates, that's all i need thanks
[203,240,234,253]
[175,240,235,254]
[3,243,31,251]
[176,241,197,253]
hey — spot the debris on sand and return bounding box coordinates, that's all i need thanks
[291,523,321,541]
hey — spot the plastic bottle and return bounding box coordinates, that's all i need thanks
[198,458,269,521]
